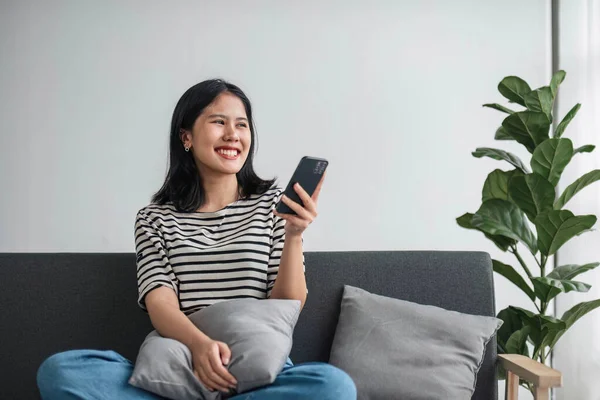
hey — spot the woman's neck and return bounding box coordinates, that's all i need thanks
[198,174,240,212]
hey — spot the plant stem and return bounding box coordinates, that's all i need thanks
[521,381,534,394]
[540,254,547,277]
[511,246,533,280]
[511,245,543,313]
[540,350,547,365]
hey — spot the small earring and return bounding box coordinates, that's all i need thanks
[184,145,190,152]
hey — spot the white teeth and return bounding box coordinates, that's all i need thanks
[217,149,238,157]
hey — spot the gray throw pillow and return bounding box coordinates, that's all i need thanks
[129,298,301,400]
[328,285,502,400]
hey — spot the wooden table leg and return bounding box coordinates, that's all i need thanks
[506,370,519,400]
[534,387,549,400]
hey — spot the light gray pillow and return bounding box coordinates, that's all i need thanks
[328,285,502,400]
[129,298,301,400]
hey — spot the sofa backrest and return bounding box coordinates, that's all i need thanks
[0,251,497,400]
[296,251,497,400]
[1,253,153,400]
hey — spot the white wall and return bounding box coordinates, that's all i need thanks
[1,0,551,397]
[553,1,600,399]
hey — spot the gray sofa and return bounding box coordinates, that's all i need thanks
[1,251,499,399]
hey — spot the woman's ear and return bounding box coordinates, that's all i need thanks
[180,129,192,149]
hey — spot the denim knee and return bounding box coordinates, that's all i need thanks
[37,351,75,398]
[318,364,357,400]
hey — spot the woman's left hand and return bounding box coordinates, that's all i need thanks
[274,174,325,238]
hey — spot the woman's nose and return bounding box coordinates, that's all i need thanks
[223,124,239,141]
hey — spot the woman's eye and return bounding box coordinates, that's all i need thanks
[214,120,225,125]
[237,123,248,128]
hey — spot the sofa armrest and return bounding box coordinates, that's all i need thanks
[498,354,562,400]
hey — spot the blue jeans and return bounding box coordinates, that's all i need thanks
[37,349,357,400]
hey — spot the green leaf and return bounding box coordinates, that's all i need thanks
[509,306,566,357]
[554,170,600,209]
[493,259,535,301]
[472,199,538,254]
[535,324,566,359]
[502,111,551,153]
[524,87,553,120]
[508,173,555,222]
[497,307,525,353]
[549,299,600,348]
[531,138,574,186]
[483,169,523,202]
[456,213,475,229]
[495,127,514,141]
[498,76,532,107]
[574,144,595,154]
[456,212,516,251]
[472,148,530,173]
[532,276,590,302]
[550,70,566,97]
[483,103,516,114]
[483,169,510,202]
[534,210,597,256]
[541,278,591,293]
[547,262,600,280]
[531,279,562,303]
[505,326,531,357]
[496,312,528,381]
[555,103,581,138]
[509,306,538,320]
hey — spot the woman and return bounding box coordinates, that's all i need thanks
[37,79,357,399]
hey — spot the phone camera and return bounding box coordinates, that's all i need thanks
[314,161,326,174]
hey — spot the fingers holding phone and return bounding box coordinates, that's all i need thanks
[274,157,328,237]
[311,170,325,201]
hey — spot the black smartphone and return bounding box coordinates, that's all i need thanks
[276,156,329,215]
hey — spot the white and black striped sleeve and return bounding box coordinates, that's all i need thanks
[267,212,286,298]
[134,210,179,310]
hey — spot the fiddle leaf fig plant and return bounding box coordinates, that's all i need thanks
[458,70,600,390]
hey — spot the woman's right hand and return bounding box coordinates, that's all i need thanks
[190,337,238,392]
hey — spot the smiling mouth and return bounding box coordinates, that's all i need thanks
[215,148,241,160]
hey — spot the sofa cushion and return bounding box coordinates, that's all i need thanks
[329,285,502,400]
[129,298,301,399]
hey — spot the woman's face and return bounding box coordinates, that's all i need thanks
[182,92,251,178]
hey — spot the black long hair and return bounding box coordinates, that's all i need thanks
[152,79,275,212]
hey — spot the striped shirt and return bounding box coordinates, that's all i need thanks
[134,186,294,315]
